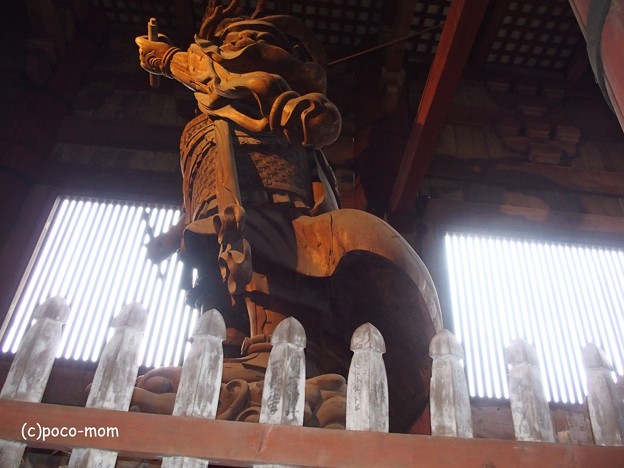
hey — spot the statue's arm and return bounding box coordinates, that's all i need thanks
[135,35,212,94]
[135,36,341,148]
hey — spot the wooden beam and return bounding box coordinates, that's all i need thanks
[566,40,590,81]
[389,0,490,213]
[57,117,183,153]
[444,102,624,143]
[375,0,419,113]
[1,400,623,467]
[468,0,511,69]
[25,0,66,56]
[384,0,419,72]
[35,160,181,202]
[423,198,624,242]
[427,155,624,198]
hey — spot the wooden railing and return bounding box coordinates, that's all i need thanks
[1,297,624,467]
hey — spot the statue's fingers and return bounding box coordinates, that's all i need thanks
[135,35,150,47]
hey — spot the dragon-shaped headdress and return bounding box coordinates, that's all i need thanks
[197,0,327,66]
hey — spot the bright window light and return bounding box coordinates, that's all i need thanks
[1,196,198,368]
[445,232,624,404]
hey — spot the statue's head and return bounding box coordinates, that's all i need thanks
[200,0,326,62]
[190,0,340,147]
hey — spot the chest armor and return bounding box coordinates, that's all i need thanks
[180,113,315,223]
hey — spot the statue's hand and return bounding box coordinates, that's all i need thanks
[144,216,185,263]
[135,34,174,75]
[276,92,342,148]
[145,234,177,263]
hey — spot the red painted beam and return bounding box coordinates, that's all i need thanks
[388,0,489,213]
[0,400,624,468]
[1,400,624,467]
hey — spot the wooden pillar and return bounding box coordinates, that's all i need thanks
[505,339,555,442]
[68,303,148,467]
[389,0,489,214]
[0,297,69,467]
[568,0,624,132]
[346,323,389,432]
[162,309,226,468]
[429,329,473,438]
[582,343,624,446]
[259,317,307,426]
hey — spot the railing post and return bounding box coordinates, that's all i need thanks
[162,309,226,468]
[505,338,555,442]
[68,303,148,468]
[256,317,306,468]
[582,343,624,446]
[0,297,70,467]
[346,323,389,432]
[259,317,307,427]
[429,329,473,437]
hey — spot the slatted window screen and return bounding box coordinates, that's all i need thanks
[0,196,198,368]
[445,232,624,404]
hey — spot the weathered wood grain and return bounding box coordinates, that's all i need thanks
[505,339,555,442]
[582,343,624,446]
[429,329,473,437]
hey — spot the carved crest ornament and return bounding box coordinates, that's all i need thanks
[132,0,442,432]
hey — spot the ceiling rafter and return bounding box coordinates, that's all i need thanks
[468,0,511,70]
[388,0,490,214]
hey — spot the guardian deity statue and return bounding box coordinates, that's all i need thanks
[134,0,442,432]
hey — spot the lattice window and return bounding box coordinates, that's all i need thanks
[445,232,624,404]
[0,196,197,368]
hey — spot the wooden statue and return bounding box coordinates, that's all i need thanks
[134,0,442,432]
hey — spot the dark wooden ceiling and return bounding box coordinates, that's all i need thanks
[0,0,605,219]
[84,0,585,71]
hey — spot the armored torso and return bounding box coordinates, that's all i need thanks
[180,113,316,224]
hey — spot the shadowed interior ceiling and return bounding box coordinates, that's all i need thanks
[0,0,611,218]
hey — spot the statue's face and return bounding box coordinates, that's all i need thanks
[208,20,327,95]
